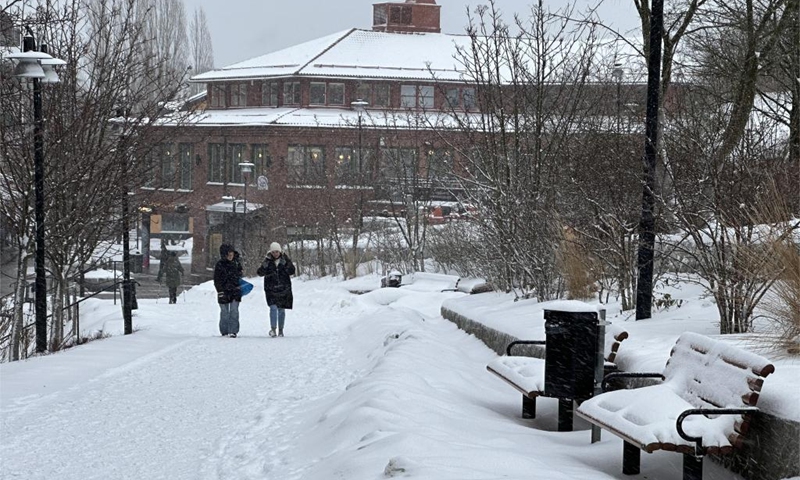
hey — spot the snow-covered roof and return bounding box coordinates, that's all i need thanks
[190,29,659,86]
[190,29,472,83]
[161,106,481,130]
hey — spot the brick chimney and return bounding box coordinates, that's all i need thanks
[372,0,441,34]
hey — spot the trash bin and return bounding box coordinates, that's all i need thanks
[381,270,402,288]
[129,253,143,274]
[543,307,600,400]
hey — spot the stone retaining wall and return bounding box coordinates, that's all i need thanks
[441,305,800,480]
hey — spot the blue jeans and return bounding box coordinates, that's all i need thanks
[219,301,240,335]
[269,304,285,331]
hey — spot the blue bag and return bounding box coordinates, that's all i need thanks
[239,278,254,296]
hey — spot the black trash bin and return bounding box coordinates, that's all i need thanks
[543,306,602,431]
[543,308,599,399]
[129,253,143,274]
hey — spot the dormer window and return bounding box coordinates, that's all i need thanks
[310,81,345,106]
[262,81,278,106]
[401,84,434,109]
[284,81,301,105]
[230,84,248,107]
[210,85,226,108]
[445,86,477,110]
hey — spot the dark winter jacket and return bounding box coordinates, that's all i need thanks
[214,244,243,304]
[161,254,184,289]
[257,252,295,309]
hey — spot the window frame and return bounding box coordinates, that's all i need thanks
[251,144,271,178]
[160,144,175,190]
[178,143,193,190]
[283,81,301,105]
[286,145,326,186]
[261,81,278,106]
[210,84,227,108]
[230,83,248,107]
[228,144,246,184]
[207,143,226,183]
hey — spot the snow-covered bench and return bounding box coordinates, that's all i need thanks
[486,326,628,427]
[576,331,775,480]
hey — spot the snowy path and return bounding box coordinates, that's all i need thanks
[0,280,359,480]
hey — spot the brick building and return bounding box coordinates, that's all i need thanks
[148,0,480,275]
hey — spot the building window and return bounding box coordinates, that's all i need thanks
[309,82,344,106]
[389,5,412,24]
[160,144,175,189]
[161,213,190,233]
[283,81,301,105]
[328,83,344,105]
[373,5,387,24]
[208,143,225,183]
[143,148,158,188]
[310,82,326,105]
[335,146,371,185]
[427,148,453,178]
[178,143,193,190]
[210,85,226,108]
[445,87,476,110]
[375,84,390,107]
[463,88,476,110]
[229,144,245,183]
[401,85,433,109]
[355,82,390,108]
[287,145,325,185]
[230,83,248,107]
[381,147,418,180]
[251,144,271,177]
[262,81,278,106]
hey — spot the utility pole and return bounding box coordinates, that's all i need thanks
[635,0,664,320]
[120,137,133,334]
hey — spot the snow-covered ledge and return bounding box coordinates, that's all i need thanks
[440,302,800,480]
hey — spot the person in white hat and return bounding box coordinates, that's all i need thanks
[256,242,295,337]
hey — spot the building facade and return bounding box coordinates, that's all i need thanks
[146,0,475,275]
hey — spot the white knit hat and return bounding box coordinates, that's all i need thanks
[269,242,282,253]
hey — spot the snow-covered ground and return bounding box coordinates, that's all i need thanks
[1,274,796,479]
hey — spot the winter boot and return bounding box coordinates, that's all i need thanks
[278,329,284,337]
[269,329,276,338]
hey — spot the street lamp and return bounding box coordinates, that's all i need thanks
[351,99,369,178]
[6,35,65,353]
[238,162,254,258]
[611,64,624,132]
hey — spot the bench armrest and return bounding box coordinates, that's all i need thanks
[506,340,546,356]
[676,407,759,456]
[601,372,665,392]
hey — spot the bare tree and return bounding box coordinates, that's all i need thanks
[188,6,213,95]
[438,1,606,299]
[0,0,190,358]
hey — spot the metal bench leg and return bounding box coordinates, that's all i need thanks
[622,441,640,475]
[557,399,573,432]
[683,454,703,480]
[522,395,536,419]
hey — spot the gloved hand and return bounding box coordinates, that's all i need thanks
[279,256,286,266]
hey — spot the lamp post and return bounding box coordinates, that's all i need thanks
[7,35,65,353]
[351,99,369,175]
[612,64,624,132]
[238,162,254,258]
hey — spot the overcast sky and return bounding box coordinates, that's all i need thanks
[182,0,640,68]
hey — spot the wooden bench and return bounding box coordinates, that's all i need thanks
[486,325,629,429]
[575,331,775,480]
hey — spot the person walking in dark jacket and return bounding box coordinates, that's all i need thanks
[256,242,295,337]
[214,243,243,337]
[157,251,184,304]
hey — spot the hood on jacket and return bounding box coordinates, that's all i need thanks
[219,243,234,258]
